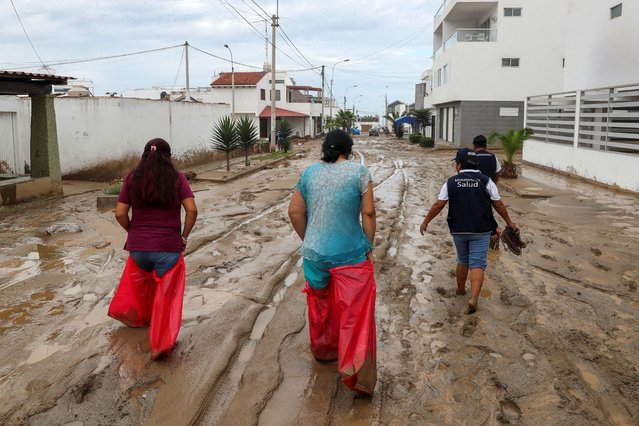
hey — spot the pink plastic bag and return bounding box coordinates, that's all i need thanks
[108,255,186,359]
[303,259,377,395]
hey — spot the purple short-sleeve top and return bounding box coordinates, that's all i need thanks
[118,172,194,252]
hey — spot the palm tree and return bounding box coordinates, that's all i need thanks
[335,109,355,131]
[384,111,408,135]
[488,127,533,178]
[210,116,240,171]
[236,116,258,166]
[410,108,432,135]
[276,118,294,152]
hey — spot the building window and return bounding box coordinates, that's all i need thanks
[260,89,266,100]
[269,90,281,101]
[504,7,522,17]
[610,3,622,19]
[436,68,442,87]
[269,79,285,84]
[502,58,520,67]
[443,64,449,84]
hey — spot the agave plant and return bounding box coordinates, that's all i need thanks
[236,116,258,166]
[210,116,240,171]
[488,127,533,178]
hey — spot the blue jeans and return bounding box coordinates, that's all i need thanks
[303,253,368,290]
[452,233,491,270]
[130,251,181,278]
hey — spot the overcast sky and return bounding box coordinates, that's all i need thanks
[1,0,439,116]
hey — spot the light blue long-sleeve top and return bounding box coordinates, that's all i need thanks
[294,160,373,264]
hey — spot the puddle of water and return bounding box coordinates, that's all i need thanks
[250,308,276,340]
[284,271,298,288]
[25,343,69,365]
[388,246,397,257]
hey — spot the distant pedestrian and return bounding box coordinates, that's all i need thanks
[109,138,198,359]
[276,131,284,151]
[473,134,502,248]
[419,148,517,314]
[288,129,377,395]
[472,134,501,183]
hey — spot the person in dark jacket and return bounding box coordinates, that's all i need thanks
[419,148,517,314]
[472,134,501,183]
[473,134,502,248]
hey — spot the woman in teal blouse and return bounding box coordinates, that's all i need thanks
[288,129,376,288]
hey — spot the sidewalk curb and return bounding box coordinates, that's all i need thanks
[196,156,290,183]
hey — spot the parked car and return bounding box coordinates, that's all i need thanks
[369,128,380,136]
[351,128,361,135]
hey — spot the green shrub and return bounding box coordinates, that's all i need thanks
[409,134,421,144]
[419,137,434,148]
[280,137,291,153]
[104,182,122,195]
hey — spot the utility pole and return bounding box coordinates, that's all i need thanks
[184,41,191,102]
[320,65,325,134]
[384,85,389,129]
[270,14,278,152]
[224,44,235,119]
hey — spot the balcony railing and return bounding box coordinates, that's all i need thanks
[433,28,497,59]
[434,0,452,21]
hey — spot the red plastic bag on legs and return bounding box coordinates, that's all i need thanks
[149,256,186,359]
[330,260,377,395]
[302,284,339,361]
[108,256,156,327]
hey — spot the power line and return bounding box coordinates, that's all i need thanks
[351,22,433,63]
[218,0,312,70]
[172,48,185,88]
[9,0,50,73]
[188,44,263,70]
[250,0,270,18]
[9,44,184,70]
[278,24,319,75]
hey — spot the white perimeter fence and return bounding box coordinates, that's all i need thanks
[524,83,639,192]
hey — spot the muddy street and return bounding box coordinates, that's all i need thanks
[1,136,638,425]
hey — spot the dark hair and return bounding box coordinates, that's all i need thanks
[127,138,179,207]
[472,134,487,148]
[321,129,353,163]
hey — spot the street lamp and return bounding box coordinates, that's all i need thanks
[352,94,363,113]
[329,59,349,118]
[344,85,358,110]
[224,44,235,119]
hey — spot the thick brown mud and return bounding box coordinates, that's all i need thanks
[0,137,638,425]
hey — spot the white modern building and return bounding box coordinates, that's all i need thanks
[431,0,639,190]
[415,70,433,111]
[431,0,573,145]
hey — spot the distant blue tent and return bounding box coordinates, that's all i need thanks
[394,115,417,134]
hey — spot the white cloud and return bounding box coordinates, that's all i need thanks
[1,0,440,114]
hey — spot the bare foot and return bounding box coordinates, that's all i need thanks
[456,289,467,296]
[465,298,478,315]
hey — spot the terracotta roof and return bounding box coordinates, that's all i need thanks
[258,106,308,118]
[211,71,267,86]
[288,85,322,91]
[0,70,74,84]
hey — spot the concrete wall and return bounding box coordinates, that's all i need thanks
[524,139,639,192]
[9,96,230,175]
[459,100,524,146]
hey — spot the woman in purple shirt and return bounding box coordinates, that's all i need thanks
[115,138,197,274]
[111,138,197,359]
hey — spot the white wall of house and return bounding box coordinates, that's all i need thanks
[7,96,229,175]
[523,140,639,192]
[562,0,639,92]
